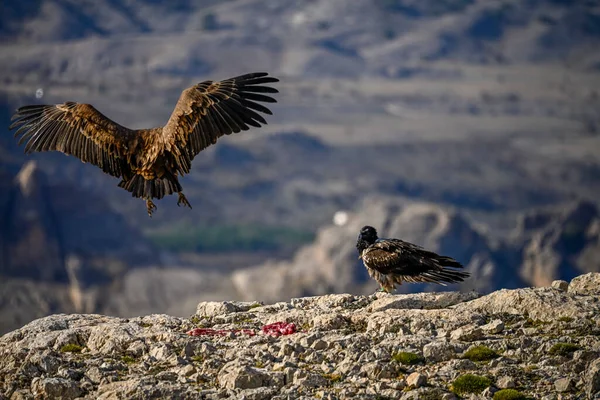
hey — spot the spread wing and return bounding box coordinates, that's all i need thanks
[362,239,467,284]
[10,102,133,178]
[162,72,279,174]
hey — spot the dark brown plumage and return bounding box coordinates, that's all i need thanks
[356,225,470,293]
[9,72,279,216]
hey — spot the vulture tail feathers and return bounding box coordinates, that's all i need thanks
[118,174,182,200]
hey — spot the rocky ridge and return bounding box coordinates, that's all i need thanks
[2,273,600,399]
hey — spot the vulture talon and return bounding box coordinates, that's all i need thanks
[177,192,192,209]
[146,199,157,217]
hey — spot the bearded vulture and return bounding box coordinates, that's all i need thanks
[10,72,279,216]
[356,225,470,293]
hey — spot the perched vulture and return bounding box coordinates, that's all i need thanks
[10,72,279,216]
[356,225,470,293]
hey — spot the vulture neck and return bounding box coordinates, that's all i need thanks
[356,236,377,253]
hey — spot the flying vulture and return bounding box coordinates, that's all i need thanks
[356,225,470,293]
[9,72,279,216]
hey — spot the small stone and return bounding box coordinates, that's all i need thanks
[423,342,455,362]
[569,273,600,296]
[126,341,147,357]
[555,377,574,392]
[80,378,94,393]
[269,372,285,389]
[156,371,178,382]
[99,362,114,371]
[361,361,397,380]
[335,358,360,376]
[450,326,483,342]
[299,334,320,347]
[520,327,537,336]
[585,359,600,398]
[481,387,498,397]
[278,343,296,357]
[31,377,81,400]
[178,364,196,377]
[85,366,104,384]
[149,344,172,361]
[166,354,185,367]
[481,319,505,334]
[320,363,335,374]
[10,389,33,400]
[311,339,328,351]
[315,391,339,400]
[447,359,476,370]
[57,367,83,381]
[389,379,406,390]
[218,361,269,390]
[406,372,427,388]
[195,301,242,317]
[551,280,569,292]
[237,387,277,400]
[497,376,517,389]
[312,313,347,330]
[30,352,60,375]
[283,367,296,385]
[294,370,328,387]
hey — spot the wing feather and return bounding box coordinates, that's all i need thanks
[162,72,279,173]
[362,239,468,284]
[10,102,133,178]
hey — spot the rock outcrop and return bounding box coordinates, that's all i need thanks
[1,272,599,399]
[516,200,600,287]
[232,196,504,303]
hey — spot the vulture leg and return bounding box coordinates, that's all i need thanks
[177,192,192,209]
[146,199,157,217]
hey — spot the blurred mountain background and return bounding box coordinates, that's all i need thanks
[1,0,599,334]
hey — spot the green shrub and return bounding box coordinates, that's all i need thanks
[391,351,424,365]
[60,344,83,353]
[548,342,581,356]
[493,389,528,400]
[452,374,492,395]
[121,355,136,364]
[463,345,500,362]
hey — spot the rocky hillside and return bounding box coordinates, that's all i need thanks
[2,0,599,83]
[1,273,599,399]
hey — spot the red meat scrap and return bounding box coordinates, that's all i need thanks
[261,322,296,337]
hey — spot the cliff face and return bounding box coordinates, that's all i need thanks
[0,161,161,334]
[1,273,599,399]
[0,161,159,284]
[0,161,66,282]
[516,201,600,287]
